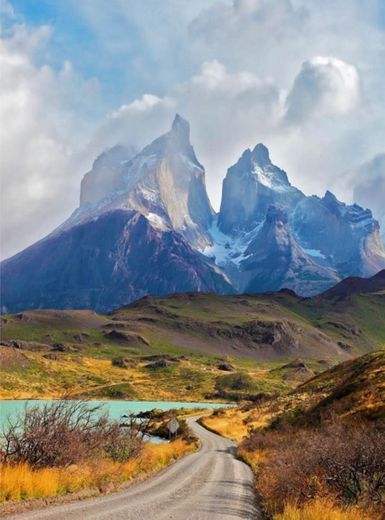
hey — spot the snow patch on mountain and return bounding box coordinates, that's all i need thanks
[203,216,259,267]
[146,212,168,230]
[303,248,326,260]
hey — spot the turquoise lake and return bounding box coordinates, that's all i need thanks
[0,400,228,430]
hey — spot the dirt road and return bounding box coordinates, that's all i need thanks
[7,417,260,520]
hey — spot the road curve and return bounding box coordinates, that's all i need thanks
[7,418,261,520]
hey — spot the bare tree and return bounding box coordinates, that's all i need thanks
[1,401,151,467]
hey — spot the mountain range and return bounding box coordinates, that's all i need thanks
[2,114,385,312]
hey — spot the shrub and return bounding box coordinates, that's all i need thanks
[215,372,255,392]
[111,357,129,368]
[241,420,385,515]
[0,438,194,503]
[1,401,149,467]
[274,498,378,520]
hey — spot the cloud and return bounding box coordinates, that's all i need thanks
[352,153,385,223]
[0,0,14,17]
[2,0,385,259]
[0,21,99,259]
[91,59,282,208]
[189,0,309,84]
[285,56,360,123]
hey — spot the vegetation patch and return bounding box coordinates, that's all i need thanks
[0,401,195,505]
[203,351,385,519]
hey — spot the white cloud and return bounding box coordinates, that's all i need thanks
[189,0,309,84]
[285,56,360,123]
[1,0,385,259]
[0,23,99,259]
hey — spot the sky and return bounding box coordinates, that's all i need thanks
[1,0,385,259]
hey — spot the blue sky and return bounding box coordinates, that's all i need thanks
[1,0,384,258]
[8,0,211,113]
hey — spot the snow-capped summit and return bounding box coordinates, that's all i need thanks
[61,115,214,249]
[251,143,272,167]
[218,143,303,233]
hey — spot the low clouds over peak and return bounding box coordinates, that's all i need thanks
[1,0,385,258]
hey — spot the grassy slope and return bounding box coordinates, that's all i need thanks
[201,350,385,520]
[0,308,292,400]
[1,288,384,400]
[202,350,385,440]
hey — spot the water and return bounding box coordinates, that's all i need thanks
[0,400,229,431]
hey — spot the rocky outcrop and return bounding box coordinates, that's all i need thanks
[103,329,150,346]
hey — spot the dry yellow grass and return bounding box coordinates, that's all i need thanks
[274,498,379,520]
[202,405,273,442]
[237,447,268,470]
[0,439,193,503]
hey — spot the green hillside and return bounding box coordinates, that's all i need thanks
[1,280,384,400]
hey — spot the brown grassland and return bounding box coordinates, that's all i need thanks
[203,351,385,520]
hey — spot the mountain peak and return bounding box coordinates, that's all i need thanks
[171,113,190,142]
[251,143,271,167]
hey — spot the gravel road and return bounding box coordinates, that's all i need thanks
[7,417,260,520]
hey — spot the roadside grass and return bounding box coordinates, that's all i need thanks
[0,439,193,503]
[274,498,377,520]
[203,352,385,520]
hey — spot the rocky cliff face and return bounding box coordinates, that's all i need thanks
[1,115,384,312]
[65,115,213,250]
[218,144,303,233]
[1,210,232,313]
[239,206,339,295]
[215,146,385,291]
[291,191,385,277]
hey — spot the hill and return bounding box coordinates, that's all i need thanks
[202,349,385,441]
[1,271,384,399]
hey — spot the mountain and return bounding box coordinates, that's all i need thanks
[1,210,232,313]
[1,115,385,313]
[218,144,303,233]
[214,147,385,292]
[239,206,339,295]
[320,269,385,298]
[63,114,214,250]
[291,191,385,277]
